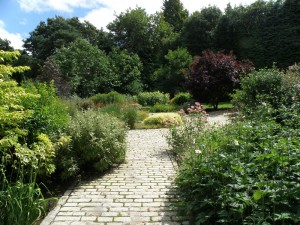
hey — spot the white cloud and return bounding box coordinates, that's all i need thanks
[0,20,24,50]
[81,0,162,30]
[16,0,258,33]
[19,18,28,25]
[81,0,257,30]
[80,8,115,31]
[18,0,101,13]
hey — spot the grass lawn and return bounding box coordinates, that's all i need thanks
[202,102,233,111]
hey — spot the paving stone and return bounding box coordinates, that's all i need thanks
[41,129,189,225]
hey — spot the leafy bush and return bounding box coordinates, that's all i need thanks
[137,91,170,106]
[232,67,300,121]
[56,110,127,179]
[149,103,178,112]
[174,120,300,224]
[143,113,182,127]
[0,51,55,224]
[90,91,126,106]
[98,104,138,129]
[232,68,284,111]
[170,92,192,105]
[122,106,138,129]
[21,81,69,140]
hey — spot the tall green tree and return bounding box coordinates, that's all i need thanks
[261,0,300,68]
[24,16,104,60]
[107,8,152,59]
[181,6,222,56]
[53,39,115,97]
[53,39,143,97]
[215,0,300,69]
[0,38,14,51]
[162,0,188,32]
[109,48,143,95]
[108,8,175,89]
[154,47,192,96]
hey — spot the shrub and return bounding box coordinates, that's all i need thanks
[168,102,208,162]
[137,91,170,106]
[0,51,55,224]
[90,91,126,105]
[186,50,253,109]
[232,67,285,112]
[98,104,138,129]
[121,106,138,129]
[56,110,127,179]
[98,104,122,117]
[143,113,182,127]
[137,110,149,121]
[170,92,192,105]
[232,67,300,120]
[21,81,69,140]
[174,120,300,224]
[149,103,178,112]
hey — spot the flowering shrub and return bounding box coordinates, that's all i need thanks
[168,102,208,163]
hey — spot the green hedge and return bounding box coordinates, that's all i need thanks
[137,91,169,106]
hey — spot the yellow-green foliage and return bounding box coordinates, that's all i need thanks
[0,50,55,177]
[143,113,183,127]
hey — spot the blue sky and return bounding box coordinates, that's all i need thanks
[0,0,257,50]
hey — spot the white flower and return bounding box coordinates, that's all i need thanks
[195,149,202,154]
[234,140,239,146]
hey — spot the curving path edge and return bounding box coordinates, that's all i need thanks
[41,129,189,225]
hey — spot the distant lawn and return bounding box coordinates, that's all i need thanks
[202,102,233,111]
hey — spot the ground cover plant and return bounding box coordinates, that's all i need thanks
[169,66,300,224]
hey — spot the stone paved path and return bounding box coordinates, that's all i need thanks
[41,129,189,225]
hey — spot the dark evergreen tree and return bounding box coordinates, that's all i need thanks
[181,6,222,56]
[162,0,188,32]
[0,38,14,51]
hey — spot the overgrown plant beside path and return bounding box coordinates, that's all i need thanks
[0,50,54,224]
[169,67,300,224]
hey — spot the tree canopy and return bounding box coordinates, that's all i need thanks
[162,0,188,32]
[186,50,253,109]
[15,0,300,97]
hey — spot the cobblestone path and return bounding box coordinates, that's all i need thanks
[41,129,189,225]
